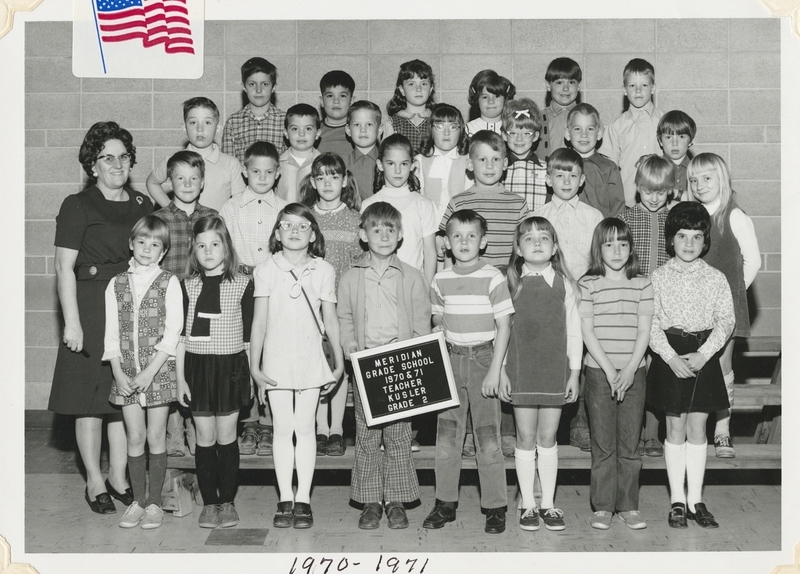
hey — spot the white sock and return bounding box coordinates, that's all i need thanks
[294,390,321,504]
[685,441,708,513]
[664,440,687,505]
[536,444,558,509]
[272,425,295,502]
[514,447,537,510]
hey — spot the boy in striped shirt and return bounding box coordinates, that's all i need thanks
[423,210,514,534]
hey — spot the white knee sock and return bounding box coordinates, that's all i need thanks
[514,447,537,510]
[536,444,558,509]
[663,440,687,505]
[685,441,708,513]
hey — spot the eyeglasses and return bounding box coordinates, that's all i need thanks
[432,122,461,132]
[278,220,312,232]
[96,153,132,165]
[506,131,535,141]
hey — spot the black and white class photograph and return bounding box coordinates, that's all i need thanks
[1,0,796,573]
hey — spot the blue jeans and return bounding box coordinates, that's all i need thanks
[584,366,646,512]
[435,346,507,510]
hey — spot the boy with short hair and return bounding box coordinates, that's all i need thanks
[222,57,287,164]
[147,97,245,211]
[154,150,218,457]
[220,141,288,456]
[657,110,697,201]
[599,58,664,207]
[440,130,529,269]
[564,103,626,218]
[318,70,356,157]
[424,209,514,534]
[338,202,431,530]
[534,149,604,452]
[277,103,322,204]
[344,100,384,200]
[541,57,583,156]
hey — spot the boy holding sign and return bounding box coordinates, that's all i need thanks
[338,202,432,530]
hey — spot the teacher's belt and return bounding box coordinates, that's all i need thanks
[446,341,493,356]
[75,261,129,281]
[664,327,712,345]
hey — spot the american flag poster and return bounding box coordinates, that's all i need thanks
[73,0,204,78]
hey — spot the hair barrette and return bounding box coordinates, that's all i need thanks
[514,110,531,119]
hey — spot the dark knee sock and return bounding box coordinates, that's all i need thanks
[144,451,168,507]
[127,453,147,506]
[195,444,219,505]
[216,440,240,504]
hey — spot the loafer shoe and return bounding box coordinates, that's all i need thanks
[519,507,540,531]
[539,507,566,531]
[569,428,592,451]
[119,501,145,528]
[105,478,134,506]
[326,434,346,456]
[485,508,506,534]
[218,502,240,528]
[316,434,328,456]
[668,502,688,529]
[644,440,664,457]
[293,502,314,529]
[461,434,476,457]
[590,510,613,530]
[239,423,258,456]
[256,425,273,457]
[85,488,116,515]
[501,436,516,458]
[140,504,164,530]
[411,439,421,453]
[617,510,647,530]
[198,504,220,528]
[358,502,383,530]
[385,502,409,530]
[423,501,456,529]
[714,435,735,458]
[273,501,294,528]
[687,503,719,528]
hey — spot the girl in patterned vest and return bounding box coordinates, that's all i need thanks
[687,153,760,459]
[176,215,255,529]
[103,215,183,530]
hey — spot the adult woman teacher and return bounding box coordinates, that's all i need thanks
[48,121,153,514]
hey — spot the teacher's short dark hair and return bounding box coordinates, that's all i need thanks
[665,201,711,257]
[79,121,137,178]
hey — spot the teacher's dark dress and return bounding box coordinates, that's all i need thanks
[48,186,152,415]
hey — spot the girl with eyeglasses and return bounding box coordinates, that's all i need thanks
[249,203,344,530]
[501,98,549,212]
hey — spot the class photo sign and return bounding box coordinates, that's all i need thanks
[351,332,459,426]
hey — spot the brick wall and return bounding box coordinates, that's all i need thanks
[24,19,781,409]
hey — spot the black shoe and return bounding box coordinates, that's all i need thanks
[105,478,134,506]
[326,434,346,456]
[358,502,383,530]
[687,503,719,528]
[273,501,294,528]
[385,502,409,530]
[85,488,116,515]
[485,507,506,534]
[423,501,456,529]
[293,502,314,529]
[668,502,688,529]
[316,434,328,456]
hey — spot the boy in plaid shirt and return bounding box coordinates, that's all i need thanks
[153,150,217,457]
[222,57,287,163]
[338,202,431,530]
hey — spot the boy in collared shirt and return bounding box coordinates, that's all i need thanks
[657,110,697,202]
[147,97,245,211]
[277,104,322,204]
[318,70,355,157]
[222,57,287,163]
[541,57,582,156]
[338,202,431,530]
[344,100,384,201]
[220,141,288,456]
[599,58,664,207]
[424,209,514,534]
[564,103,626,218]
[154,150,218,457]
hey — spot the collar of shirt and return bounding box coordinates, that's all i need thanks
[703,197,722,216]
[353,252,405,275]
[378,184,412,197]
[187,142,221,164]
[469,182,506,193]
[353,146,379,161]
[628,101,655,120]
[546,101,577,116]
[245,102,277,121]
[507,147,542,166]
[666,256,705,274]
[674,155,691,169]
[451,258,486,276]
[429,147,459,179]
[520,262,555,286]
[550,194,580,210]
[272,251,319,273]
[313,202,348,215]
[127,258,163,277]
[635,202,665,216]
[433,147,459,159]
[281,148,318,168]
[240,187,278,207]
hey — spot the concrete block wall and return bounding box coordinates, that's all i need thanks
[25,19,781,409]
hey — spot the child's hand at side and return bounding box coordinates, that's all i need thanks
[667,355,694,378]
[498,368,512,403]
[177,377,191,408]
[564,370,580,403]
[343,342,359,360]
[612,365,638,402]
[680,352,707,373]
[251,368,277,406]
[481,371,501,399]
[603,367,619,397]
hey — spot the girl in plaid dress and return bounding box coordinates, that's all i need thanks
[176,215,255,529]
[383,59,436,156]
[103,215,183,530]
